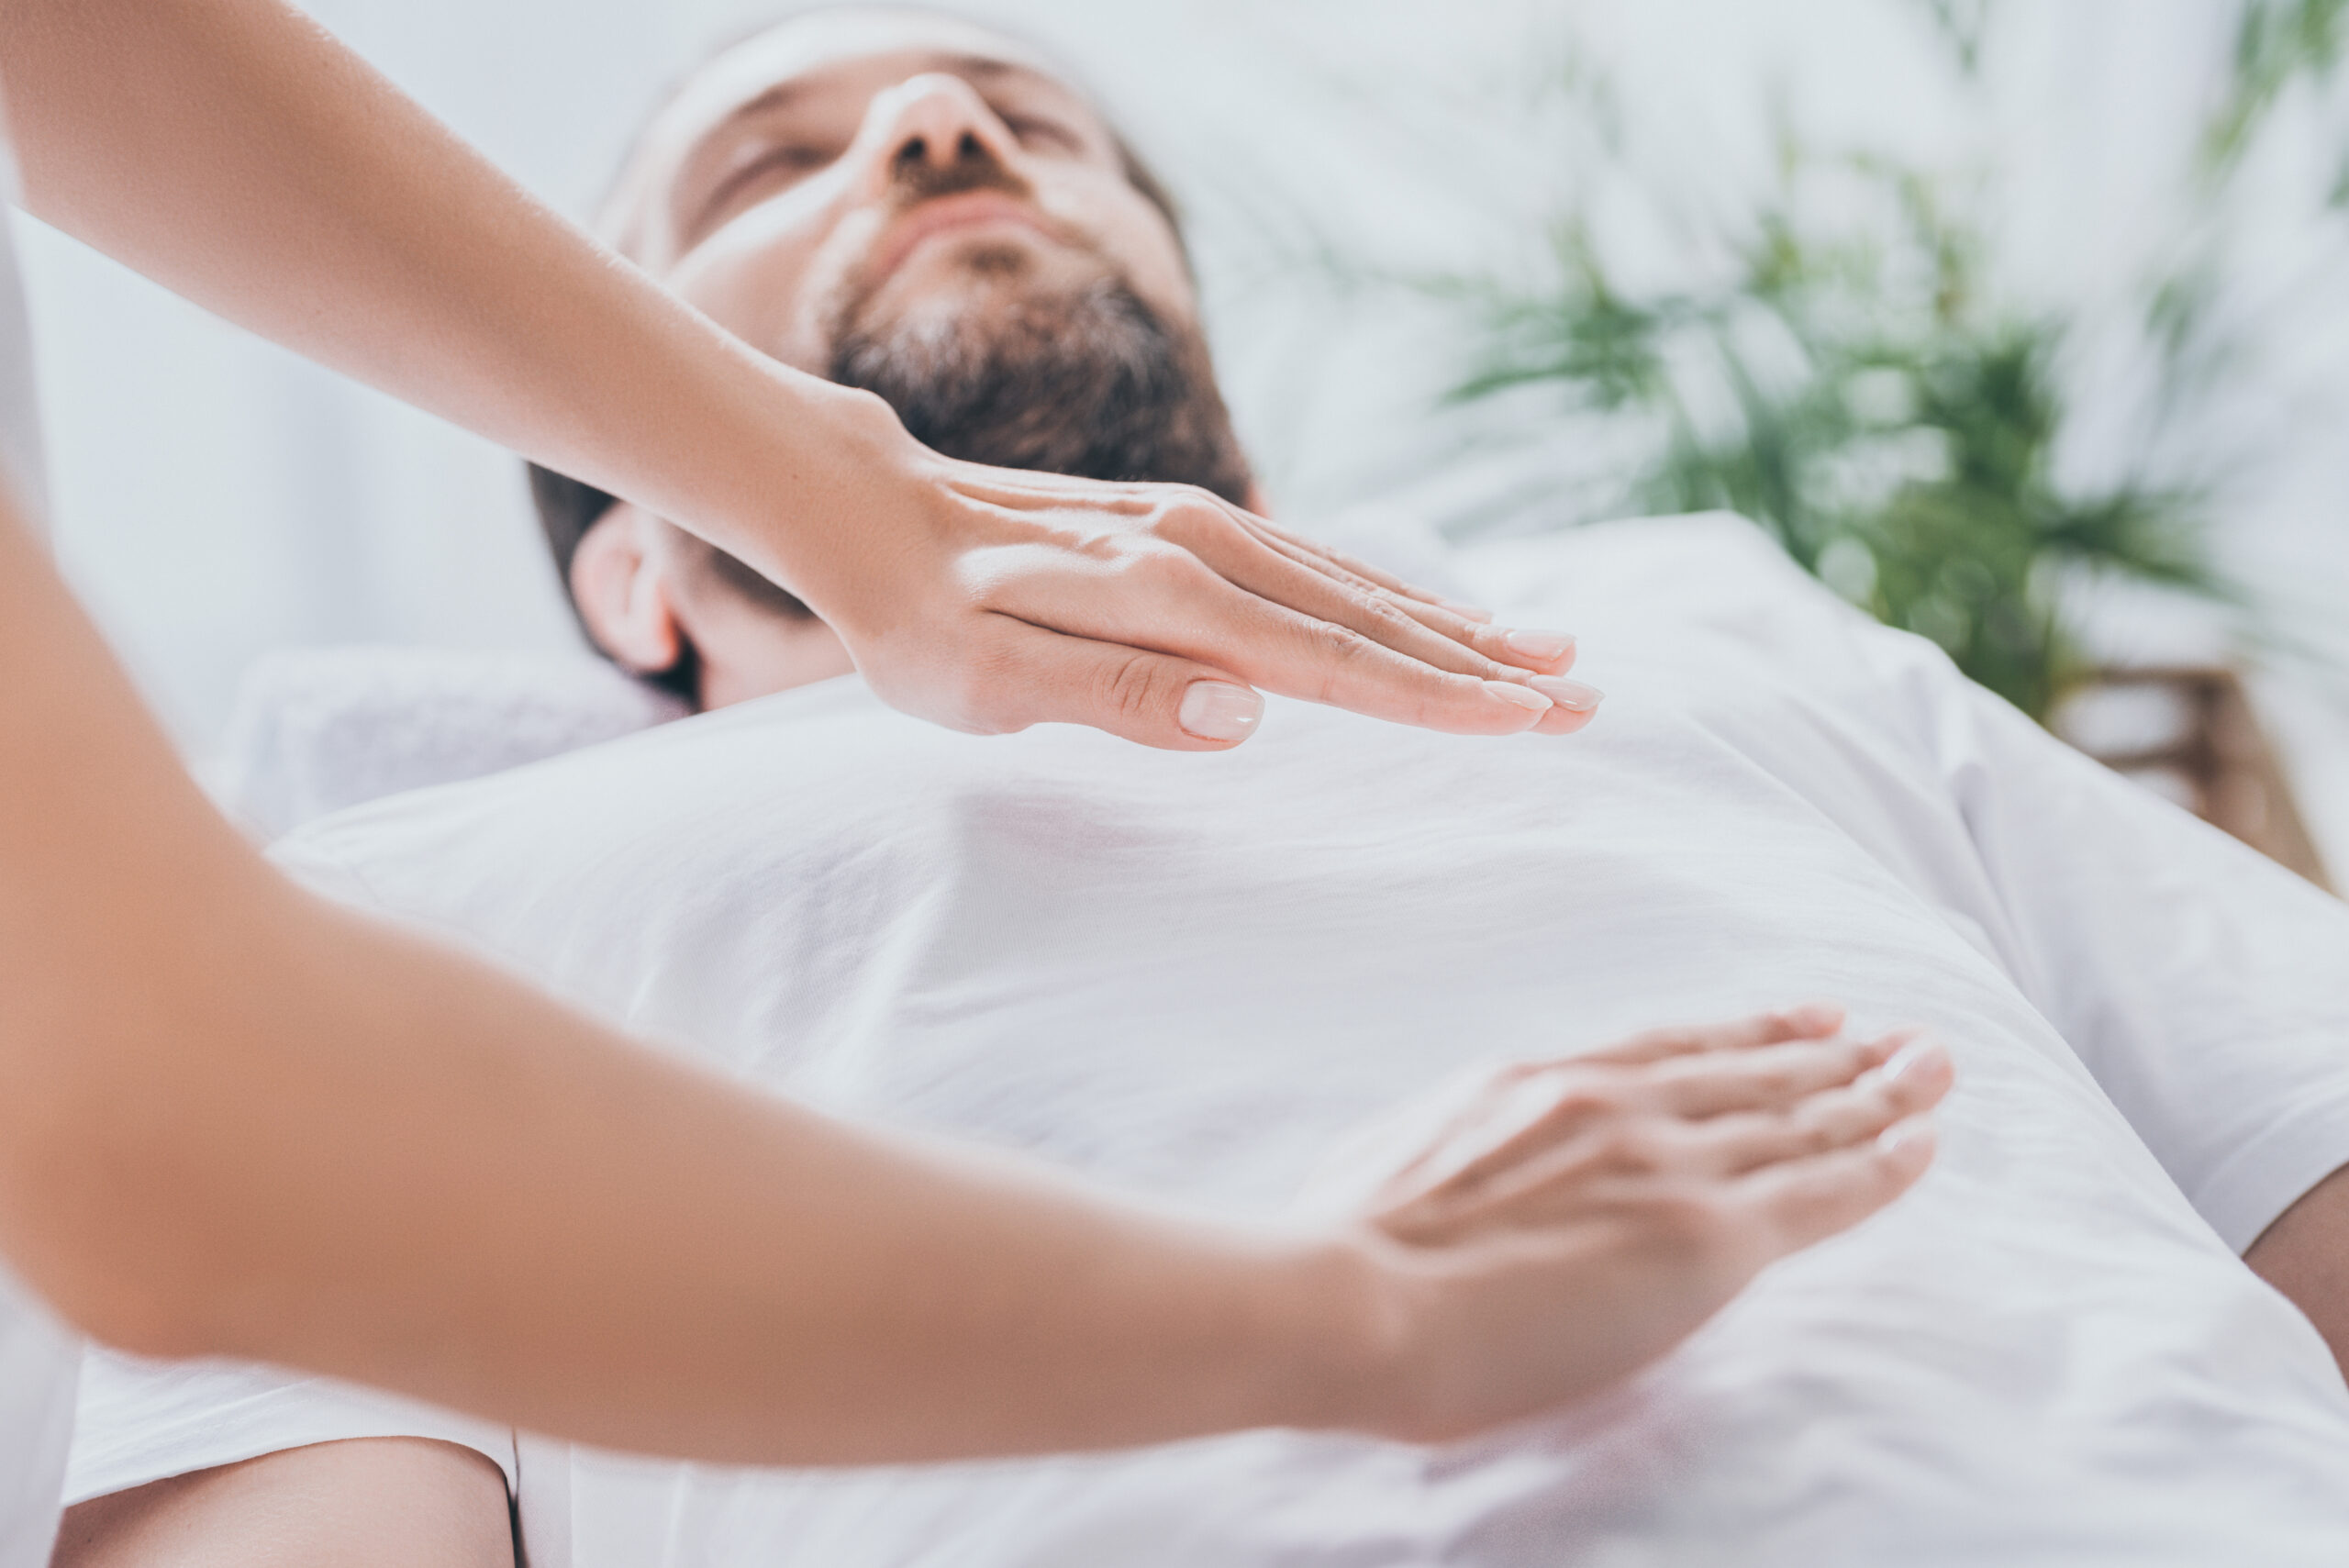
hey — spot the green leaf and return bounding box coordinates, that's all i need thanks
[1412,147,2229,721]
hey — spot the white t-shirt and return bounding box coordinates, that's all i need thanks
[245,515,2349,1565]
[0,134,83,1568]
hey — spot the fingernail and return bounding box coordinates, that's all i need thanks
[1883,1040,1943,1084]
[1787,1001,1844,1033]
[1442,597,1497,623]
[1530,677,1605,713]
[1485,681,1555,717]
[1178,681,1264,742]
[1877,1118,1933,1156]
[1502,628,1576,662]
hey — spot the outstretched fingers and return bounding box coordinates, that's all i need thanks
[1630,1030,1920,1118]
[949,469,1501,626]
[1387,1018,1949,1234]
[1406,1007,1869,1194]
[1136,580,1565,736]
[950,477,1593,740]
[952,620,1267,751]
[1230,523,1570,676]
[1690,1039,1953,1173]
[1588,1004,1849,1066]
[1315,1007,1951,1439]
[1241,514,1489,617]
[1731,1117,1941,1255]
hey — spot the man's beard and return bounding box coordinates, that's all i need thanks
[826,245,1255,507]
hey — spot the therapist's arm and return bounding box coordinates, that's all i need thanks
[0,497,1943,1461]
[0,0,1590,750]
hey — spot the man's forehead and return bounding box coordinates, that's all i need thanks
[658,11,1065,146]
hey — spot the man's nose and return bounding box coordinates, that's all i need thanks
[854,73,1025,197]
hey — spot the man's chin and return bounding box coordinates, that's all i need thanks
[823,246,1256,506]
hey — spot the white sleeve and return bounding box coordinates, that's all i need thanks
[66,1348,518,1507]
[1891,635,2349,1251]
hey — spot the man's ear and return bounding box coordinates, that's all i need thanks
[570,505,686,674]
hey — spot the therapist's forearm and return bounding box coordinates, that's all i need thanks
[0,507,1380,1464]
[0,0,881,574]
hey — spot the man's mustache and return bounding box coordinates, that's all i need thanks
[887,144,1032,208]
[823,148,1094,337]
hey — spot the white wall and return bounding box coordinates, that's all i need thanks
[19,0,2349,862]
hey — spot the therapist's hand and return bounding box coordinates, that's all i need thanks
[756,395,1601,751]
[1298,1005,1951,1441]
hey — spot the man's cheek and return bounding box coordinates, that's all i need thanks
[672,236,830,371]
[1046,179,1193,326]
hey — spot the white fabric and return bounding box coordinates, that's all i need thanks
[0,174,50,532]
[0,1266,74,1568]
[77,515,2349,1562]
[206,645,684,840]
[64,1351,519,1507]
[0,120,78,1568]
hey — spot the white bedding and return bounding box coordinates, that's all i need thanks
[206,644,683,840]
[77,514,2349,1562]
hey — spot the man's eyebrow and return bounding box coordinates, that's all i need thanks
[707,78,807,136]
[707,54,1058,131]
[945,54,1020,80]
[938,54,1085,99]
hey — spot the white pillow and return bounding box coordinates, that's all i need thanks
[206,646,684,840]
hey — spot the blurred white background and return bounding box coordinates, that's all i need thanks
[17,0,2349,862]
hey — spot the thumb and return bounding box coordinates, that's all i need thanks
[988,624,1266,751]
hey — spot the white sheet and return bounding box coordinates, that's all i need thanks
[79,514,2349,1562]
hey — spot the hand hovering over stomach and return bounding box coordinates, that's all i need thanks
[1299,1005,1951,1441]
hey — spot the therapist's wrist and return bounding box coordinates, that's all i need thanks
[1231,1229,1422,1438]
[625,354,917,605]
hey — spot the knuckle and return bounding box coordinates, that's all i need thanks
[1542,1082,1615,1129]
[1313,617,1364,657]
[1593,1122,1664,1173]
[1302,623,1382,702]
[1644,1188,1731,1253]
[1785,1115,1838,1158]
[1117,541,1195,589]
[958,643,1028,734]
[1093,652,1177,726]
[1313,620,1382,672]
[1144,492,1234,544]
[1356,592,1418,639]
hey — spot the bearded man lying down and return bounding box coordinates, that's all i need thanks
[61,8,2349,1567]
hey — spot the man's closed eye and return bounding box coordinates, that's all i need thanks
[702,142,841,227]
